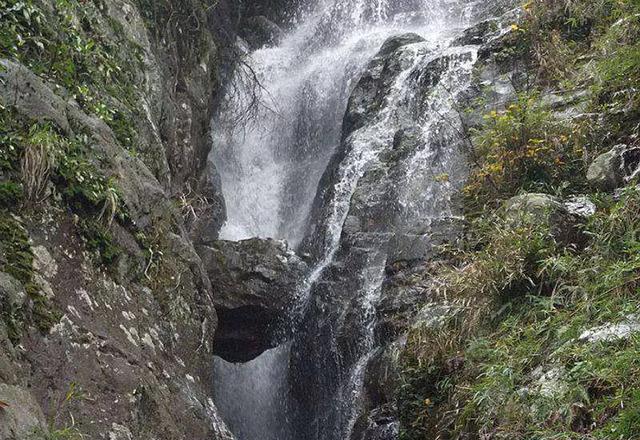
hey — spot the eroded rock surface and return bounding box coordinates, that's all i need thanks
[198,239,307,362]
[587,144,640,191]
[0,0,259,438]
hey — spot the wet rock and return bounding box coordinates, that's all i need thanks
[198,239,307,362]
[343,33,426,134]
[350,342,404,440]
[376,263,429,343]
[357,406,400,440]
[294,29,473,440]
[364,343,404,408]
[453,17,500,46]
[587,144,640,191]
[241,16,284,50]
[378,33,426,57]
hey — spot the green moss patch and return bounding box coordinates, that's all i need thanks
[0,213,60,341]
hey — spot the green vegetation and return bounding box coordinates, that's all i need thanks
[464,91,585,209]
[0,213,60,341]
[0,0,140,270]
[399,1,640,438]
[400,190,640,439]
[0,106,125,264]
[0,0,142,149]
[0,181,23,207]
[29,383,85,440]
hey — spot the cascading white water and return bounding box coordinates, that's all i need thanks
[211,1,483,439]
[213,345,293,440]
[212,0,453,246]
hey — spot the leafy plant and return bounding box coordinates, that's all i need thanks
[464,92,584,210]
[20,124,60,204]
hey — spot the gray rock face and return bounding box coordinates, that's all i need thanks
[0,213,232,440]
[453,17,500,46]
[198,239,307,362]
[292,28,474,440]
[587,144,640,191]
[0,272,26,314]
[505,193,591,245]
[341,33,426,137]
[0,0,263,437]
[240,16,284,50]
[0,384,48,440]
[376,262,430,344]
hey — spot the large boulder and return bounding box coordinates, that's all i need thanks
[587,144,640,191]
[198,239,307,362]
[505,193,593,245]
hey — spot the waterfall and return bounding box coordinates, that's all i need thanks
[213,344,293,440]
[210,0,485,439]
[212,1,457,246]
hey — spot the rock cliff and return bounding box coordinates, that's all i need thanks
[0,0,244,438]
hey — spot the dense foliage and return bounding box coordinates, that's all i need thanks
[0,0,138,351]
[399,0,640,438]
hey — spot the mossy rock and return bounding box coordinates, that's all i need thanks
[0,213,60,338]
[504,193,586,246]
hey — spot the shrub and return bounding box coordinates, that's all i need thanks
[465,93,584,210]
[0,181,23,207]
[400,188,640,439]
[21,124,59,204]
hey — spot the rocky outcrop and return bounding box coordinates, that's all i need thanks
[0,213,233,440]
[341,33,426,137]
[504,193,593,245]
[0,383,48,440]
[0,0,259,438]
[291,5,532,439]
[587,144,640,191]
[291,26,476,440]
[198,239,307,362]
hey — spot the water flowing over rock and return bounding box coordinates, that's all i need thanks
[291,28,476,440]
[208,1,521,439]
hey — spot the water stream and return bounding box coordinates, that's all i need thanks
[210,1,484,439]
